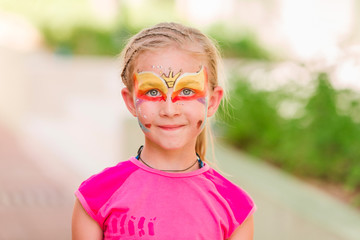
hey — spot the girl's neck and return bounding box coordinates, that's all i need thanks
[139,140,199,172]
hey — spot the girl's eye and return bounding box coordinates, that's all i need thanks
[180,88,195,96]
[146,89,161,97]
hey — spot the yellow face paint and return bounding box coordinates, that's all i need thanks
[171,66,207,102]
[134,66,208,102]
[134,72,169,101]
[161,71,182,88]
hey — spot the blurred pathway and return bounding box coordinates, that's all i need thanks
[0,48,124,239]
[214,143,360,240]
[0,124,79,239]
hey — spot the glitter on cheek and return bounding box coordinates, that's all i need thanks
[134,98,151,132]
[135,98,145,107]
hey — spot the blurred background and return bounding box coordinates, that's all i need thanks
[0,0,360,239]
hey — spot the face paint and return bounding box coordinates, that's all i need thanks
[135,98,145,106]
[134,66,208,103]
[134,72,168,101]
[133,66,208,134]
[138,118,150,132]
[200,97,208,129]
[196,97,206,105]
[171,66,207,102]
[134,95,151,132]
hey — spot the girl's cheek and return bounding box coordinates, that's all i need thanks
[136,104,147,119]
[135,98,145,106]
[179,99,207,129]
[135,99,152,130]
[136,100,157,118]
[197,120,204,129]
[193,97,208,130]
[196,97,207,105]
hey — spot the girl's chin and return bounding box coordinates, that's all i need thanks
[155,143,187,150]
[145,138,193,151]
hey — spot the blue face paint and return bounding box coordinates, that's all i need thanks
[135,97,150,133]
[198,97,208,130]
[138,118,150,133]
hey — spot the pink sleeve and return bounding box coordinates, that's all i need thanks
[205,169,256,238]
[219,179,256,226]
[75,161,138,228]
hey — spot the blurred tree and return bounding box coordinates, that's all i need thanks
[217,76,283,158]
[217,72,360,200]
[207,23,272,60]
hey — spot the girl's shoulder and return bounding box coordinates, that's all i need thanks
[74,159,139,222]
[204,167,250,195]
[79,160,138,188]
[203,168,256,223]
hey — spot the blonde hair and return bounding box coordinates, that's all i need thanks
[120,22,224,162]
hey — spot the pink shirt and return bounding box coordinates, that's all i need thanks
[76,157,256,240]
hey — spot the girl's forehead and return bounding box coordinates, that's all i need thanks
[134,47,205,75]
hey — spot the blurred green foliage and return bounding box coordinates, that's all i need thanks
[0,0,271,59]
[35,0,182,56]
[39,18,271,59]
[40,22,271,58]
[207,23,272,60]
[217,72,360,200]
[41,23,138,56]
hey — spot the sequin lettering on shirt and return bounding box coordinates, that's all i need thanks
[104,214,157,238]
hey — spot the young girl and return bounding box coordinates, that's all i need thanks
[72,22,256,240]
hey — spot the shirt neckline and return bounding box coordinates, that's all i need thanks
[129,157,210,178]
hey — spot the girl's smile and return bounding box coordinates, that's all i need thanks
[158,124,185,131]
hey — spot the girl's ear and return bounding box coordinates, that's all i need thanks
[207,86,224,117]
[121,87,137,117]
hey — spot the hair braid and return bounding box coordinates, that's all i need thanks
[141,26,187,37]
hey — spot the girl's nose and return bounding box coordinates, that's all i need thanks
[159,93,181,117]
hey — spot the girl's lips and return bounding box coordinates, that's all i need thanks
[158,125,185,130]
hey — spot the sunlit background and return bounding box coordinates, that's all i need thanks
[1,0,360,239]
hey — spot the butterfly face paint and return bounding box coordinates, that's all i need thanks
[133,66,208,134]
[134,66,207,103]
